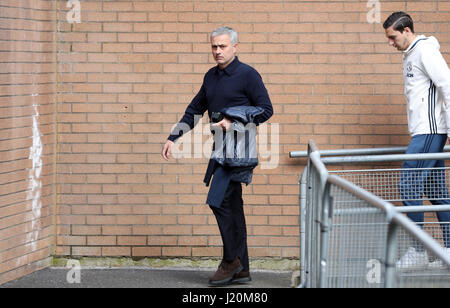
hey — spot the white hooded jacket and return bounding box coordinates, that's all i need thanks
[402,35,450,136]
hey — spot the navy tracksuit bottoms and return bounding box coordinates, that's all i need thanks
[399,134,450,248]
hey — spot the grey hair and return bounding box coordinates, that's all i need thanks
[210,26,238,45]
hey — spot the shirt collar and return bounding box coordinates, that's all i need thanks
[215,56,240,76]
[403,35,426,54]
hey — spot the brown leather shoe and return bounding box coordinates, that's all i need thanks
[231,270,252,284]
[209,257,243,286]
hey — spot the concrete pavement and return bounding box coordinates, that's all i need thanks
[0,267,294,288]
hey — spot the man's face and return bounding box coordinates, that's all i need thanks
[211,34,237,69]
[385,26,412,51]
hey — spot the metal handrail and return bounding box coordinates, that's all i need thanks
[290,144,450,158]
[299,139,450,288]
[321,152,450,164]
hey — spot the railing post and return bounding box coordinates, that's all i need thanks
[298,169,307,288]
[385,219,398,288]
[304,142,312,288]
[319,182,333,288]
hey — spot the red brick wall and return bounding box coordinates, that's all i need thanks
[0,0,56,284]
[55,0,450,259]
[1,0,449,283]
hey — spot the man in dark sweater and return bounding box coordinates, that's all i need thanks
[161,26,273,286]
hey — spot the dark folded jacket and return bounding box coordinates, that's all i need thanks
[205,106,264,186]
[204,106,267,207]
[211,106,264,168]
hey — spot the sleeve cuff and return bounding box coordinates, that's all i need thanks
[168,134,179,142]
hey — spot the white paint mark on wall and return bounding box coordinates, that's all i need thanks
[27,101,43,249]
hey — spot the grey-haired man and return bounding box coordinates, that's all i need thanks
[162,27,273,285]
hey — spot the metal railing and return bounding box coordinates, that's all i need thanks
[291,140,450,288]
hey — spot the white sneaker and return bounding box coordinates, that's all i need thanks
[396,247,429,270]
[429,248,450,269]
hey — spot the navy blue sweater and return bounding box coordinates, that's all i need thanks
[168,57,273,142]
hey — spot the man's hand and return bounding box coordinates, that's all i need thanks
[162,140,174,161]
[211,117,232,131]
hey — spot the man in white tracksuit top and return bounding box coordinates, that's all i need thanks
[383,12,450,268]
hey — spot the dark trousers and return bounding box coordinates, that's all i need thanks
[399,134,450,248]
[210,181,249,271]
